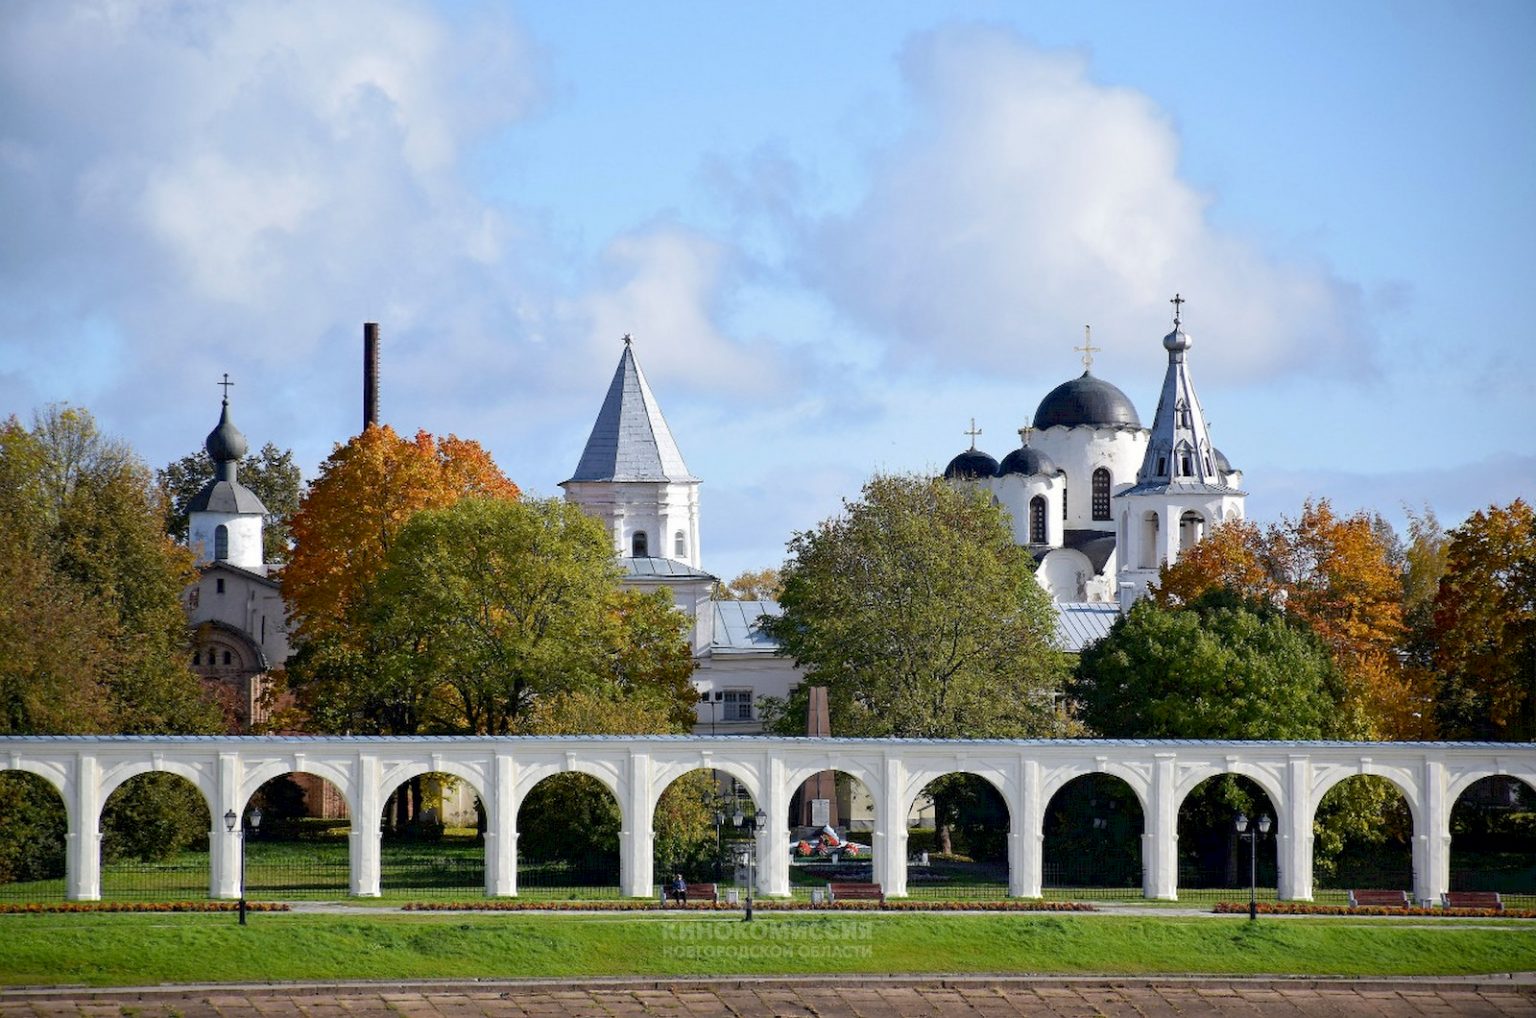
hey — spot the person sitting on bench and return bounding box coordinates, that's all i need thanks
[669,873,688,905]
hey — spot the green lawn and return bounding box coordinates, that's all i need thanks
[0,912,1532,986]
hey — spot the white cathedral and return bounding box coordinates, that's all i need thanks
[943,299,1245,619]
[181,297,1244,736]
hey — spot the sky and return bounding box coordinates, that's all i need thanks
[2,1,1533,582]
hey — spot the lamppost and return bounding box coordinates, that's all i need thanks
[713,804,726,882]
[223,806,263,925]
[732,808,761,921]
[1234,812,1271,921]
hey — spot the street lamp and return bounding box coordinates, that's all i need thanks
[224,806,263,925]
[1234,812,1272,921]
[713,805,726,882]
[732,808,760,921]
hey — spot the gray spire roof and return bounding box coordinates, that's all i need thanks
[1123,308,1244,497]
[565,343,697,484]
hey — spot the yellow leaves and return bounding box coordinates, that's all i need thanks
[284,425,519,643]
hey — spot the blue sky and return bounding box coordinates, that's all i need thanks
[2,1,1532,581]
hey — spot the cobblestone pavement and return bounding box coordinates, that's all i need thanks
[2,978,1534,1017]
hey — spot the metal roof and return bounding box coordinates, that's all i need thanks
[187,477,268,515]
[1054,601,1120,652]
[564,344,697,484]
[712,599,782,652]
[1034,372,1142,430]
[622,556,717,581]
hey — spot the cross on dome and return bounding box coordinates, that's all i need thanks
[622,333,633,347]
[1170,293,1185,326]
[218,373,234,402]
[1075,325,1100,371]
[964,418,983,450]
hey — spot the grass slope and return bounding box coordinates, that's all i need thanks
[1,913,1533,986]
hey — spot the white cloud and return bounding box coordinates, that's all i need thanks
[805,25,1375,385]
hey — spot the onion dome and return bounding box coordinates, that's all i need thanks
[998,446,1058,477]
[1033,372,1141,429]
[1213,448,1232,474]
[943,448,999,480]
[205,399,249,463]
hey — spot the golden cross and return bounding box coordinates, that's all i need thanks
[1075,325,1100,371]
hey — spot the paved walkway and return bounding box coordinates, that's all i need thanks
[3,977,1534,1017]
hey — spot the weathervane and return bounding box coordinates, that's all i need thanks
[1075,325,1100,371]
[1170,293,1185,327]
[218,373,234,403]
[964,418,982,450]
[622,333,633,347]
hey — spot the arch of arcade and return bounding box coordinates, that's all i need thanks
[4,735,1531,905]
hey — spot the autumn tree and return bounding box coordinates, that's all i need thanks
[1431,500,1536,741]
[283,426,519,645]
[761,473,1070,739]
[0,406,219,736]
[159,442,302,564]
[714,568,782,601]
[1155,500,1414,739]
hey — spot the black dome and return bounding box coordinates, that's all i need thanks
[1034,372,1141,429]
[944,448,999,480]
[205,401,249,463]
[998,446,1058,477]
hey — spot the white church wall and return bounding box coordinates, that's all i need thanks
[1030,427,1147,532]
[188,512,263,570]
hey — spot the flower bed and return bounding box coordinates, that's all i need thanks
[1214,901,1536,918]
[403,898,1094,913]
[0,901,292,914]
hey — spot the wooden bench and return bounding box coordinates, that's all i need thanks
[1443,891,1503,911]
[1348,889,1412,908]
[660,882,719,907]
[827,881,885,906]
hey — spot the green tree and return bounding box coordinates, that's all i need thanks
[761,473,1069,739]
[1432,500,1536,741]
[713,568,782,601]
[1072,589,1347,740]
[0,406,219,736]
[158,443,302,564]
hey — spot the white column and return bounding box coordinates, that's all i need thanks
[1418,757,1450,907]
[761,755,791,896]
[350,754,382,897]
[488,753,516,896]
[875,755,907,897]
[1144,753,1178,900]
[212,751,243,899]
[1280,754,1313,900]
[619,752,655,897]
[1010,758,1042,897]
[66,754,101,901]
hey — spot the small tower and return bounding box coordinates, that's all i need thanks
[560,337,702,569]
[187,377,268,573]
[1115,296,1245,609]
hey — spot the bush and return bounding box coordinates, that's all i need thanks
[100,773,209,863]
[0,773,66,884]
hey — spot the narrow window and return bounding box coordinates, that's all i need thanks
[1157,456,1167,476]
[222,650,232,666]
[1092,468,1111,521]
[1180,453,1192,476]
[631,531,648,557]
[214,524,229,561]
[216,578,225,594]
[192,651,201,666]
[674,530,686,558]
[1029,496,1047,544]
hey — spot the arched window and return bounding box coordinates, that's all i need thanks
[631,531,648,557]
[1029,496,1047,544]
[1092,468,1111,521]
[222,650,232,666]
[674,531,686,558]
[214,524,229,560]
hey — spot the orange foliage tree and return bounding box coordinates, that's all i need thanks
[1156,500,1417,739]
[282,425,519,645]
[1431,500,1536,741]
